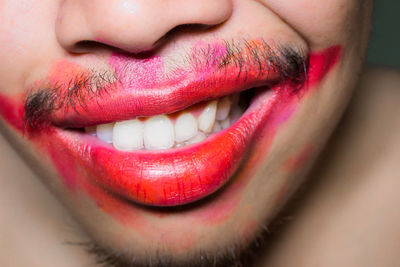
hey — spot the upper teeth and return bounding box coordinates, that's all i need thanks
[175,112,198,142]
[113,119,144,150]
[198,100,217,133]
[144,115,175,150]
[216,96,231,120]
[88,94,245,151]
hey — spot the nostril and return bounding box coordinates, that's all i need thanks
[56,0,233,55]
[72,24,218,55]
[156,23,215,45]
[73,39,158,55]
[70,40,115,54]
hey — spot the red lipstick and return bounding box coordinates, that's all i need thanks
[47,43,287,128]
[54,88,275,205]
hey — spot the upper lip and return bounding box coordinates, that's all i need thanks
[48,58,284,128]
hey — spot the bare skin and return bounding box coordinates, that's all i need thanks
[1,66,399,267]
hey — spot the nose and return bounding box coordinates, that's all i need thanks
[56,0,233,54]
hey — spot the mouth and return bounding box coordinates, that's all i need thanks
[18,42,341,207]
[53,81,289,207]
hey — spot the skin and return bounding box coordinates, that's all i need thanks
[260,67,400,267]
[0,0,386,266]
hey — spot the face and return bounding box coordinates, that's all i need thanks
[0,0,372,265]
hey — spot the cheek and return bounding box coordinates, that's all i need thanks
[0,1,60,95]
[281,144,314,172]
[260,0,364,47]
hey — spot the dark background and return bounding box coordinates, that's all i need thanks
[367,0,400,68]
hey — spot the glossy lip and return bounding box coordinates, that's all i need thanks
[49,45,285,128]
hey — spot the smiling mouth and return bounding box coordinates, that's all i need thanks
[21,40,321,207]
[56,84,277,207]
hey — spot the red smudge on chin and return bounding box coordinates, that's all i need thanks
[241,219,259,243]
[281,144,315,172]
[274,144,315,205]
[81,174,197,252]
[47,144,80,190]
[0,45,342,233]
[42,133,149,228]
[80,172,147,228]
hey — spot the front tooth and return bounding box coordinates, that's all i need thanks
[198,100,217,133]
[175,112,198,142]
[216,96,231,121]
[144,115,175,150]
[113,119,143,151]
[96,123,114,143]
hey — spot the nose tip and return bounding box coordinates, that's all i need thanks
[56,0,233,54]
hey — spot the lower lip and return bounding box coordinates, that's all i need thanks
[0,46,342,207]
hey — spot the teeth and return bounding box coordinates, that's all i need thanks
[89,95,246,151]
[186,132,206,144]
[113,119,144,151]
[198,100,217,133]
[212,121,222,133]
[216,96,231,121]
[175,112,198,142]
[96,123,114,143]
[144,115,175,150]
[220,117,230,129]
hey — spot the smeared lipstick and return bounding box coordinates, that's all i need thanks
[0,42,341,207]
[25,40,305,130]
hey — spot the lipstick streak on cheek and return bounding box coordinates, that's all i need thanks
[190,45,342,227]
[0,46,342,246]
[0,93,25,132]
